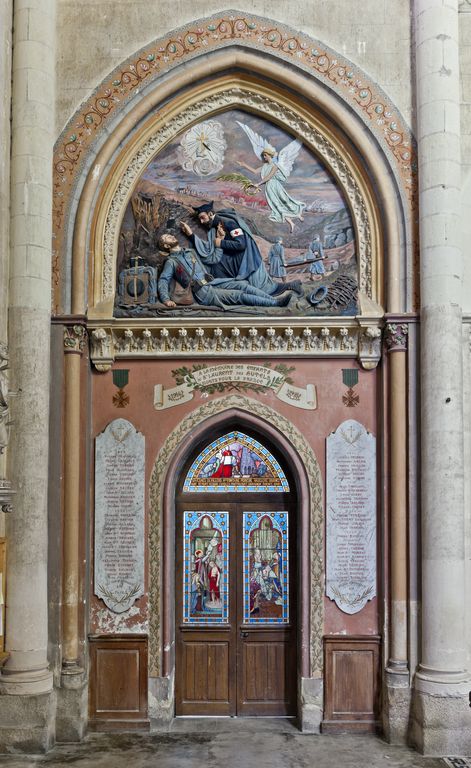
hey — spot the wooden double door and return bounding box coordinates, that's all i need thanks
[175,498,296,716]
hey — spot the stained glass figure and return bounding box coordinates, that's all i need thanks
[243,512,289,624]
[183,511,229,625]
[183,432,289,492]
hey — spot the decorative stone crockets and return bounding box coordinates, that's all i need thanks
[88,319,384,371]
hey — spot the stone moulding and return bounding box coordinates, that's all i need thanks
[88,319,384,371]
[148,393,324,677]
[99,86,374,307]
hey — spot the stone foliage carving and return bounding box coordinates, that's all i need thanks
[148,394,324,677]
[0,344,10,457]
[88,321,383,370]
[101,87,372,305]
[384,322,409,352]
[63,324,87,354]
[0,343,14,513]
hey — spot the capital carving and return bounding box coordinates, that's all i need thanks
[384,323,408,352]
[63,324,87,354]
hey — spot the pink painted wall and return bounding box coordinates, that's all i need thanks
[89,356,380,637]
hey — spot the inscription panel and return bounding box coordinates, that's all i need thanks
[326,419,376,614]
[95,419,145,613]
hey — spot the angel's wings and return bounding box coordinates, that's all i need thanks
[236,121,302,178]
[278,138,303,177]
[236,121,269,160]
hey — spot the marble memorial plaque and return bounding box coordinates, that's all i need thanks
[326,419,376,614]
[95,418,145,613]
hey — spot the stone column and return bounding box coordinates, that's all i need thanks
[0,1,13,519]
[0,0,56,752]
[412,0,470,755]
[62,325,86,672]
[55,324,88,742]
[383,321,410,743]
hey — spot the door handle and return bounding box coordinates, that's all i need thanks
[240,631,249,638]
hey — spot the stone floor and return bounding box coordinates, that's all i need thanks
[0,719,453,768]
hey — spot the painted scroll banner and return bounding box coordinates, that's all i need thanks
[154,364,317,410]
[94,418,145,613]
[326,419,376,614]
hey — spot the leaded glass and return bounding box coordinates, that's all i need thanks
[183,432,289,492]
[183,511,229,625]
[243,512,289,624]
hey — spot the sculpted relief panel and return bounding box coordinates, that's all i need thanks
[115,109,358,319]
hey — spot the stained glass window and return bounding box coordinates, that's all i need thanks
[243,512,289,624]
[183,432,289,493]
[183,511,229,625]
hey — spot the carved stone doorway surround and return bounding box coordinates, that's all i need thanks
[148,395,323,730]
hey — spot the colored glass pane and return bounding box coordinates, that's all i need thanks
[183,432,289,492]
[243,512,289,624]
[183,511,229,625]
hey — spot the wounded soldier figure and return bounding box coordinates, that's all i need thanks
[157,233,294,309]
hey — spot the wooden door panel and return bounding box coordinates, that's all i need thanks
[177,631,235,715]
[323,636,381,732]
[89,636,149,730]
[238,633,296,715]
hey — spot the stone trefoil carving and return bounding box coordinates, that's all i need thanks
[88,322,383,370]
[384,323,408,352]
[101,87,373,305]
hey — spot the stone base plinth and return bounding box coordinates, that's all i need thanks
[411,688,471,755]
[149,674,174,729]
[298,677,323,733]
[0,690,56,753]
[383,669,411,744]
[56,669,87,742]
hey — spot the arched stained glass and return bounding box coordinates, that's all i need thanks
[183,431,289,493]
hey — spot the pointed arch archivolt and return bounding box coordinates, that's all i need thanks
[148,394,323,678]
[89,76,381,316]
[54,13,416,316]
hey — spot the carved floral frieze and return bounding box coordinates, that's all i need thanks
[89,320,384,370]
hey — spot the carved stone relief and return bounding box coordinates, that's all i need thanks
[101,88,373,307]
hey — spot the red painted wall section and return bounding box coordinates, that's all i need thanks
[89,357,380,637]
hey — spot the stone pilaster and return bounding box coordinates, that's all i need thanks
[56,323,87,740]
[412,0,471,755]
[383,321,410,744]
[0,0,56,753]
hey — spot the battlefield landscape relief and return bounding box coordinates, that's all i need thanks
[115,109,358,317]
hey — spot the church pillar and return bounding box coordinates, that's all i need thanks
[411,0,471,754]
[383,321,410,742]
[0,1,13,517]
[0,0,56,752]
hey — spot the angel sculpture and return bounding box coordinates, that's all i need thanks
[236,121,306,232]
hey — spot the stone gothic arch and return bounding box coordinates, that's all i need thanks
[148,395,323,721]
[52,12,415,317]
